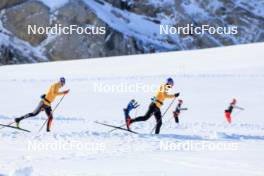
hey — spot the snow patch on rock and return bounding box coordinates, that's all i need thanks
[37,0,69,11]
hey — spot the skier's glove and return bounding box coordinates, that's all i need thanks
[127,99,139,111]
[131,99,139,109]
[174,93,180,97]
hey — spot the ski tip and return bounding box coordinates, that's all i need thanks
[0,123,31,133]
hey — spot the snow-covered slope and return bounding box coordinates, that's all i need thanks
[0,43,264,175]
[1,42,264,79]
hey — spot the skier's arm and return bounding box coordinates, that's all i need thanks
[57,89,70,95]
[164,92,180,99]
[179,108,188,111]
[55,88,65,95]
[134,103,140,109]
[234,106,244,110]
[53,84,69,96]
[56,91,64,96]
[164,93,175,99]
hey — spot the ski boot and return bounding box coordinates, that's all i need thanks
[14,118,21,128]
[124,108,131,130]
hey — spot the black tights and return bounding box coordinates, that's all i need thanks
[18,101,53,131]
[131,103,162,134]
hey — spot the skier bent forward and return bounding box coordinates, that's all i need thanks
[15,77,70,132]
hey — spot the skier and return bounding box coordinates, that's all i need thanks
[173,99,188,124]
[124,99,139,129]
[125,78,180,134]
[225,98,244,124]
[14,77,70,132]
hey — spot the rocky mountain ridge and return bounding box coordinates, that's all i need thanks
[0,0,263,65]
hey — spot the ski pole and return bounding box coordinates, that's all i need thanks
[150,97,177,134]
[107,124,126,133]
[38,95,66,132]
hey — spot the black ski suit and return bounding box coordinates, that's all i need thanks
[16,100,53,131]
[131,102,162,134]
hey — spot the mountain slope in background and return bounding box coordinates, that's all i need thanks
[0,0,264,65]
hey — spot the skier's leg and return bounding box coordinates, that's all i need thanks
[154,109,162,134]
[173,112,179,123]
[124,110,132,129]
[44,106,53,132]
[225,112,231,124]
[175,116,179,123]
[131,103,155,123]
[15,101,44,123]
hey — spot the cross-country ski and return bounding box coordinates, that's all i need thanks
[94,121,138,134]
[0,123,31,133]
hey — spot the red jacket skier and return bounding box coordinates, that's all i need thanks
[225,98,244,124]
